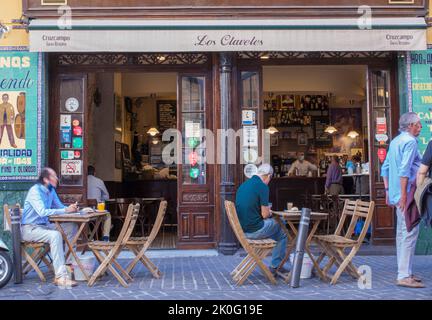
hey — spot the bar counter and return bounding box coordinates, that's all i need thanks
[269,176,326,211]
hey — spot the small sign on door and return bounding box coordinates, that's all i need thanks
[61,160,82,176]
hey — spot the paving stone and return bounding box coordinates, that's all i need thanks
[0,255,431,300]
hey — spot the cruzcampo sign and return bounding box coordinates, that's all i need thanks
[411,50,432,155]
[0,52,42,180]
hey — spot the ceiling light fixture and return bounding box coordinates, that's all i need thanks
[324,126,338,134]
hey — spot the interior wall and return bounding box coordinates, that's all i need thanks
[121,73,177,148]
[88,72,122,182]
[263,65,366,100]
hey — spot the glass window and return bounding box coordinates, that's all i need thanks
[241,71,259,109]
[181,76,206,185]
[370,70,391,183]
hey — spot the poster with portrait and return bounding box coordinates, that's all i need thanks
[0,52,42,181]
[330,108,362,154]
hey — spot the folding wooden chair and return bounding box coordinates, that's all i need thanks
[313,199,375,285]
[3,205,53,282]
[224,201,277,286]
[125,200,167,278]
[88,203,140,287]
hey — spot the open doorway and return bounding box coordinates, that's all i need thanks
[87,72,178,249]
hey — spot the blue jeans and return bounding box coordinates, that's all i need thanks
[245,218,287,269]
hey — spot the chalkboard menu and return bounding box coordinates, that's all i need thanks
[313,117,332,147]
[157,100,177,133]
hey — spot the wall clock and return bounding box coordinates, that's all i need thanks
[65,97,79,112]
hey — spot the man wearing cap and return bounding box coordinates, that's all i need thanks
[235,163,288,276]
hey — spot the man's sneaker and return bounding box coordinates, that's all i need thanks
[396,277,425,288]
[53,276,78,288]
[411,275,422,283]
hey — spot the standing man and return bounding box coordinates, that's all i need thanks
[21,167,78,287]
[0,93,17,148]
[381,112,424,288]
[325,155,344,196]
[87,165,111,241]
[288,152,317,176]
[235,163,288,275]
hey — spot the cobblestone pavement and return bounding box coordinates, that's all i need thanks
[0,254,431,300]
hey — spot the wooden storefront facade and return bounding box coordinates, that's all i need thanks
[24,0,428,252]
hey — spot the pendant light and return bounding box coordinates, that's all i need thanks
[347,130,359,139]
[147,127,160,136]
[324,125,338,134]
[266,126,279,135]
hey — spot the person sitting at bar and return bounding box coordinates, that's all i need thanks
[87,165,112,242]
[288,152,318,176]
[325,155,344,196]
[21,167,78,287]
[235,163,288,276]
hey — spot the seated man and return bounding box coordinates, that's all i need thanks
[21,167,78,287]
[87,165,111,241]
[235,163,288,275]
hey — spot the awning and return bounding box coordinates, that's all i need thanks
[29,18,427,52]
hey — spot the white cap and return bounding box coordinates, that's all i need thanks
[257,163,274,176]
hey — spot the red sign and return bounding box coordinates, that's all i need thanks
[74,151,81,159]
[377,148,387,163]
[73,126,83,136]
[188,152,199,166]
[376,117,387,134]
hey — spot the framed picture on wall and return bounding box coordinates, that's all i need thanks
[115,141,123,169]
[122,143,131,161]
[297,132,308,146]
[114,94,123,133]
[270,134,279,146]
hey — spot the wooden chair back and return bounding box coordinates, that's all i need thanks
[3,204,22,231]
[115,203,140,248]
[146,200,167,246]
[334,199,375,242]
[224,200,250,251]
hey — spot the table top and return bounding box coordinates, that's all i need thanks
[271,210,328,220]
[49,211,109,222]
[106,197,164,203]
[343,173,370,177]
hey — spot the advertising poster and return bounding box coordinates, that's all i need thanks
[0,52,42,180]
[410,50,432,155]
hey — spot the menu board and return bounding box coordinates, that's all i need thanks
[157,100,177,133]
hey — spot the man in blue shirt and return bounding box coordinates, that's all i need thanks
[21,167,79,287]
[381,112,424,288]
[235,163,288,275]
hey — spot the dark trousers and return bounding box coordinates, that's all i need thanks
[0,124,16,146]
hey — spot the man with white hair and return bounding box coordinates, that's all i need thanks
[235,163,288,275]
[381,112,424,288]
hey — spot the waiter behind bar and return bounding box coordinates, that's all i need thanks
[325,155,344,195]
[288,152,318,176]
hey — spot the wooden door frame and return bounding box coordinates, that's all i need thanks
[176,71,216,249]
[234,52,399,244]
[48,53,216,248]
[367,61,400,245]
